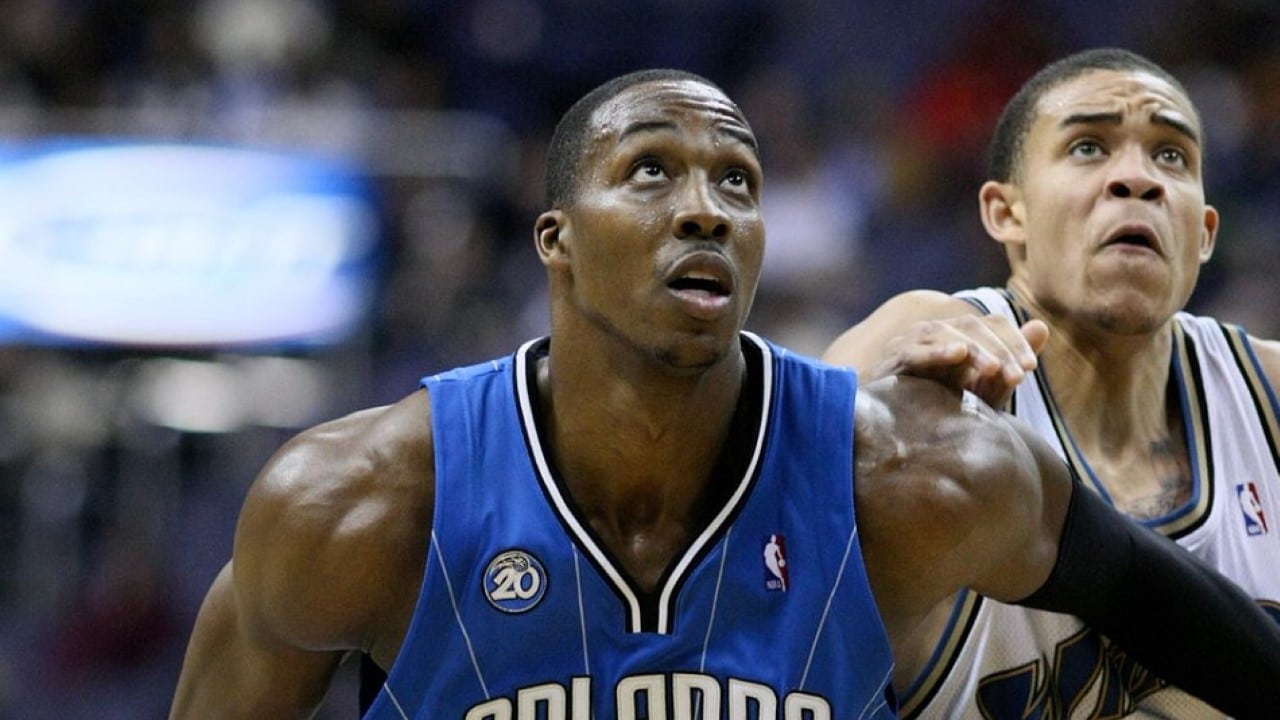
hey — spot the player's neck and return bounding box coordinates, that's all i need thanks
[535,344,746,584]
[1039,324,1192,517]
[1039,324,1173,445]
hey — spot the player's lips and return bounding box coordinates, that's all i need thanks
[1100,223,1162,256]
[666,251,734,320]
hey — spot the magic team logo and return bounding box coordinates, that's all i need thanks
[762,534,789,592]
[484,549,548,613]
[1237,483,1269,536]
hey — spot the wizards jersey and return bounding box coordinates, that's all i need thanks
[362,332,897,720]
[899,287,1280,719]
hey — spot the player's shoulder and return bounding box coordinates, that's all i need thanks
[1184,312,1280,388]
[239,389,434,569]
[852,376,1036,626]
[857,377,971,490]
[855,374,994,436]
[248,388,433,518]
[232,388,436,651]
[1244,334,1280,387]
[854,375,1033,514]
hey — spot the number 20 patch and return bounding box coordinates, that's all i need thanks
[484,549,549,613]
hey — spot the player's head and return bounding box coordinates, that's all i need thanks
[978,47,1216,335]
[988,48,1199,183]
[534,69,764,369]
[545,69,733,209]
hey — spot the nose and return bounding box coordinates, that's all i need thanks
[672,176,730,240]
[1106,146,1165,202]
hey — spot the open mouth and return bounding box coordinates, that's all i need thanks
[1107,233,1154,249]
[1103,226,1160,254]
[669,273,729,296]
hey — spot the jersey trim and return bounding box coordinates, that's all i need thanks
[1160,318,1214,538]
[898,589,985,718]
[513,333,774,634]
[1220,322,1280,475]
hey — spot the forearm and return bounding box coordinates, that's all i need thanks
[1018,479,1280,718]
[822,290,971,373]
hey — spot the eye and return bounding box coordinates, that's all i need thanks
[630,158,667,184]
[1156,146,1188,168]
[1068,139,1105,159]
[721,168,751,190]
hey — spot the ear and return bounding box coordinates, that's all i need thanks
[1199,204,1219,264]
[534,210,570,269]
[979,180,1026,250]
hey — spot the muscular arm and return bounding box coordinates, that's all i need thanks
[855,376,1068,642]
[170,391,435,719]
[170,563,346,718]
[856,376,1280,717]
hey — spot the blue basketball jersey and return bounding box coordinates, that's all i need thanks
[361,332,896,720]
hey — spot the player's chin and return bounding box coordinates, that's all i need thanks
[655,330,738,371]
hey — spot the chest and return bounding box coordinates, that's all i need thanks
[1078,429,1192,520]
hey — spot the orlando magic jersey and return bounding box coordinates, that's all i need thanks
[899,287,1280,719]
[362,332,897,720]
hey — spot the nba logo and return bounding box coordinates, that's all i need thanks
[762,534,789,592]
[1237,483,1269,536]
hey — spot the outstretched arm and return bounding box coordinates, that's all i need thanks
[824,289,1046,408]
[856,376,1280,719]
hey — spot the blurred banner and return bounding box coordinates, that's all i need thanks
[0,140,381,349]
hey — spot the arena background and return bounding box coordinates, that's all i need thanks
[0,1,1276,717]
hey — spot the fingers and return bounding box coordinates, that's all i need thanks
[1021,319,1050,355]
[876,315,1044,407]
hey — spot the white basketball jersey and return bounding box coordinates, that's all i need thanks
[899,287,1280,720]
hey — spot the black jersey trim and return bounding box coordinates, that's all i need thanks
[1220,322,1280,474]
[1159,319,1214,539]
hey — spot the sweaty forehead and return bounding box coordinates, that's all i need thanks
[590,79,757,154]
[1035,69,1201,134]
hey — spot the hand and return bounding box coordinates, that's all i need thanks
[869,315,1049,408]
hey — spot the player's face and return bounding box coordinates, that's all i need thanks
[551,79,764,369]
[1006,69,1217,335]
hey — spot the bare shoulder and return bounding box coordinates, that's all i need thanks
[853,375,1026,492]
[1245,333,1280,389]
[852,376,1066,638]
[235,388,435,663]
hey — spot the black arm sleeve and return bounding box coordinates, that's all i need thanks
[1018,477,1280,719]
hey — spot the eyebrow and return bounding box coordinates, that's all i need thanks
[617,119,760,154]
[1059,110,1200,145]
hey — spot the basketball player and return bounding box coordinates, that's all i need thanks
[824,48,1280,718]
[170,68,1280,719]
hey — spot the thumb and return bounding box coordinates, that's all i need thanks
[1021,319,1050,356]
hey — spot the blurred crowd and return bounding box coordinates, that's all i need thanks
[0,0,1277,717]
